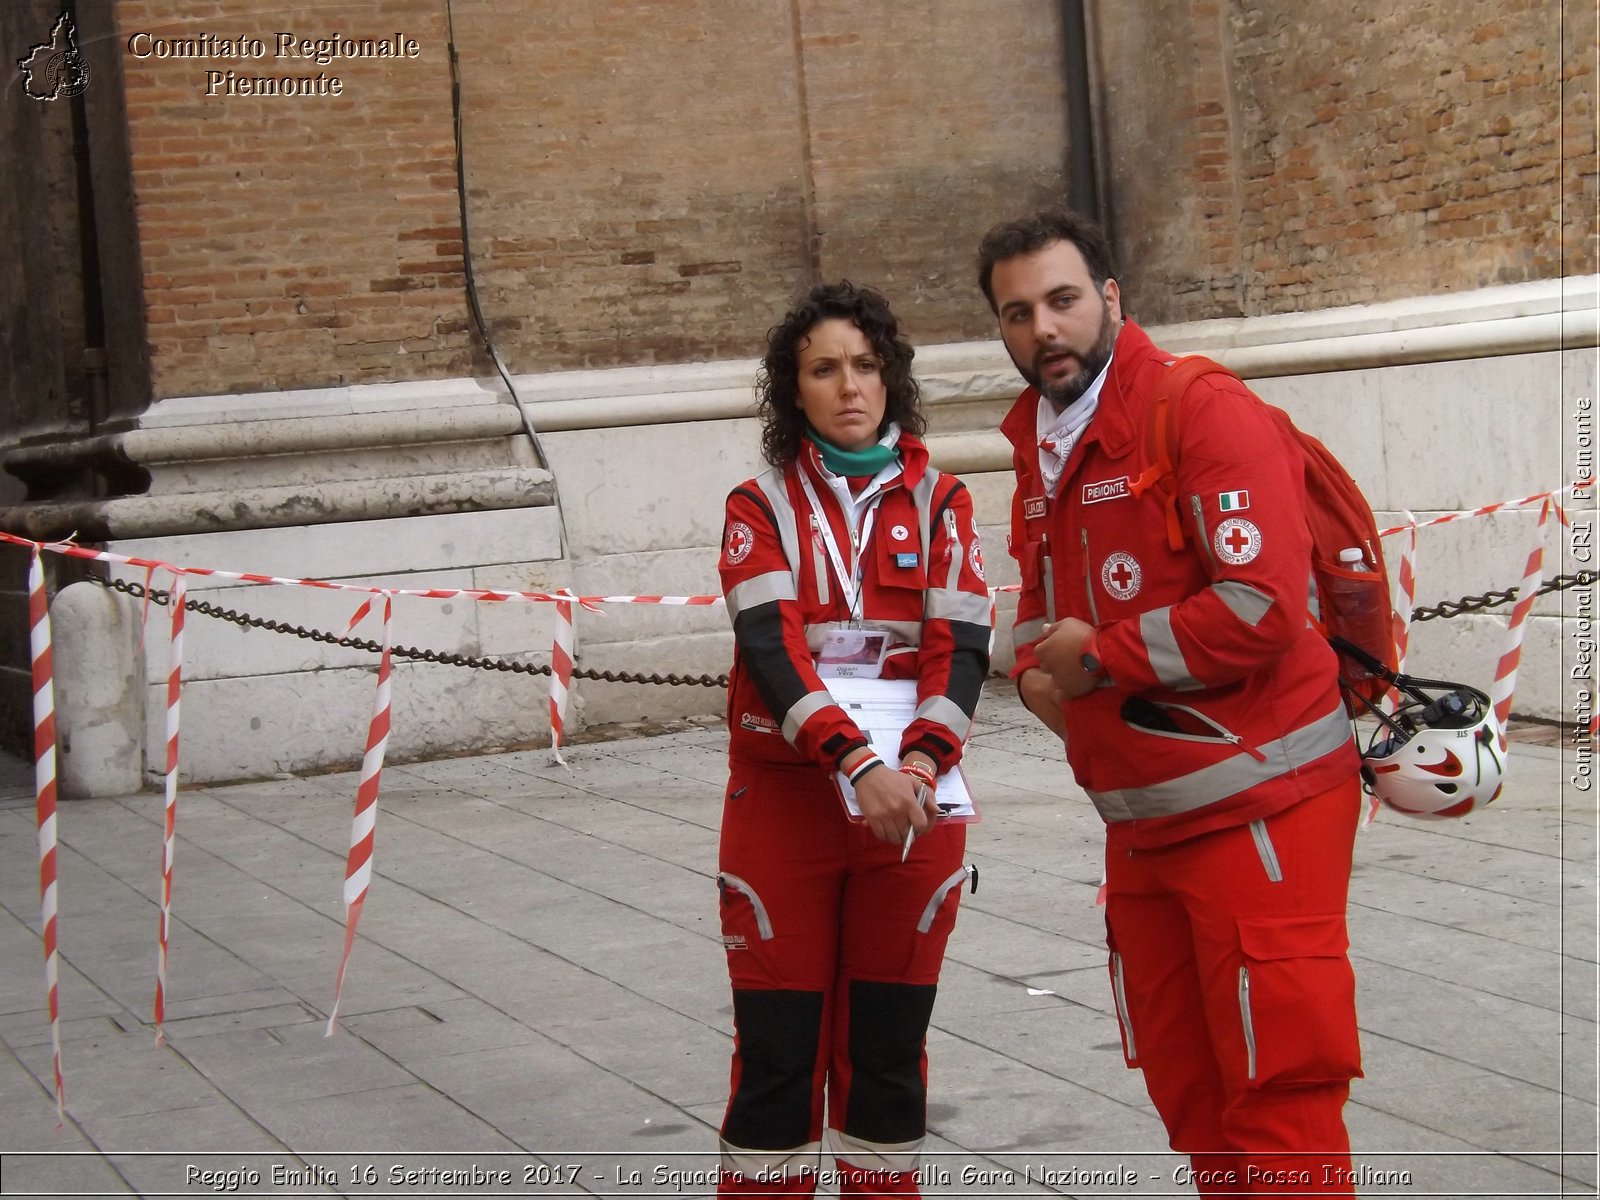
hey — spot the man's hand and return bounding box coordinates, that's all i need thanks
[1017,667,1068,741]
[1035,617,1102,700]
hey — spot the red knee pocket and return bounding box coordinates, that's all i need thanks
[1235,914,1363,1087]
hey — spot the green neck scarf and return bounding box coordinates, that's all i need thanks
[805,428,898,478]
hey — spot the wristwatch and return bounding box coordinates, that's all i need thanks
[1079,628,1105,679]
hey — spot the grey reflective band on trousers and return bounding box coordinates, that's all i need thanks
[917,866,974,932]
[716,872,775,939]
[1086,704,1354,821]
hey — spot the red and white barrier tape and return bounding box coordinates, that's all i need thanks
[1388,514,1419,685]
[0,530,721,609]
[1489,500,1551,730]
[1378,482,1584,538]
[327,593,394,1035]
[549,594,575,765]
[27,549,65,1123]
[3,476,1589,1054]
[152,574,185,1043]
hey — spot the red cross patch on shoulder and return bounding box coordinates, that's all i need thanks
[725,521,755,565]
[1213,517,1262,565]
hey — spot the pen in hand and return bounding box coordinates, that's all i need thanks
[901,783,927,862]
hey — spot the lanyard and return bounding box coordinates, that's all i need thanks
[798,469,881,623]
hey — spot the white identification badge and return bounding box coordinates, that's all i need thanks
[816,629,890,678]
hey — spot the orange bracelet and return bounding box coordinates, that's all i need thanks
[899,761,936,787]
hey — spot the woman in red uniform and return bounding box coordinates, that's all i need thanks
[715,282,991,1198]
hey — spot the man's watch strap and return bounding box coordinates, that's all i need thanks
[1079,628,1106,678]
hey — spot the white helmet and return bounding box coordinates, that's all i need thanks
[1360,680,1506,819]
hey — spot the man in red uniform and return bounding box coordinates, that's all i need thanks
[977,210,1364,1197]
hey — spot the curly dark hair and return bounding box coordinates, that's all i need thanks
[755,281,924,467]
[975,209,1117,312]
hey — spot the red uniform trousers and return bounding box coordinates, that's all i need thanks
[1104,778,1364,1198]
[716,760,968,1199]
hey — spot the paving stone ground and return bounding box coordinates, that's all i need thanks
[0,684,1594,1198]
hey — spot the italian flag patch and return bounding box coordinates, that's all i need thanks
[1218,490,1249,512]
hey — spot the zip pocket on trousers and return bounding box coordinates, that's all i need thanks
[916,866,973,933]
[1249,819,1283,882]
[1111,951,1138,1061]
[1238,965,1257,1080]
[717,872,775,940]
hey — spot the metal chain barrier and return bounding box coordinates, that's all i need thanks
[1409,572,1595,622]
[95,576,731,688]
[96,571,1597,689]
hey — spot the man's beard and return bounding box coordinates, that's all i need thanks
[1016,301,1119,408]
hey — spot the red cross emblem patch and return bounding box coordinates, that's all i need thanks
[1100,552,1142,600]
[1213,517,1262,565]
[725,521,755,565]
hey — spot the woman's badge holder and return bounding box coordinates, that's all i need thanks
[816,629,890,679]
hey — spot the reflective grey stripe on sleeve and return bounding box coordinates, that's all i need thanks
[926,588,993,625]
[726,571,797,622]
[1013,616,1048,652]
[1140,606,1201,691]
[1087,704,1355,821]
[1215,580,1274,627]
[913,695,972,742]
[780,689,836,745]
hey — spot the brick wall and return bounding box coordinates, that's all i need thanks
[115,0,475,397]
[1099,0,1597,323]
[114,0,1069,397]
[112,0,1591,399]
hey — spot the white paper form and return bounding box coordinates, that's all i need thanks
[827,676,978,821]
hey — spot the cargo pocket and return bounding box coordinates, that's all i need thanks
[718,872,779,989]
[1235,913,1361,1087]
[1105,925,1139,1067]
[897,864,970,980]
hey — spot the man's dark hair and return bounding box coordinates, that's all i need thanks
[975,209,1117,312]
[755,280,924,467]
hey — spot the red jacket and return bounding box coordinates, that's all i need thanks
[1002,320,1358,847]
[719,432,991,775]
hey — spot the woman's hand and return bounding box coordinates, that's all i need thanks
[853,762,936,846]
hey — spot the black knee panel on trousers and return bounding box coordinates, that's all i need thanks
[844,980,938,1144]
[723,989,825,1150]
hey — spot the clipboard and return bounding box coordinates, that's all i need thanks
[827,676,980,823]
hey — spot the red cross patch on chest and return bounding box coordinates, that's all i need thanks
[1100,551,1143,600]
